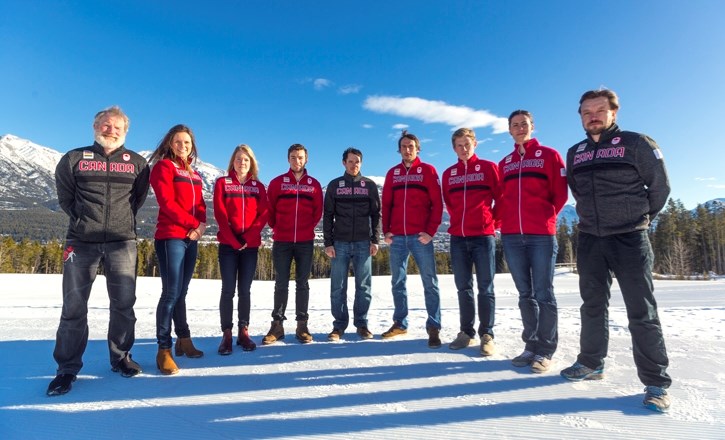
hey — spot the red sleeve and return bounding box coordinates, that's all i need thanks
[425,165,443,237]
[550,150,568,214]
[249,182,269,239]
[213,177,243,249]
[312,179,323,225]
[150,160,200,230]
[195,174,207,224]
[490,162,503,230]
[381,169,394,235]
[441,167,452,214]
[266,177,278,229]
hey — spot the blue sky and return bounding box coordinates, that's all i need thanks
[2,1,723,209]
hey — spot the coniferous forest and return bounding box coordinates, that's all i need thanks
[1,198,723,279]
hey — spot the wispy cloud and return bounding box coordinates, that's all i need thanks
[313,78,333,90]
[392,123,409,130]
[363,96,509,133]
[362,124,374,129]
[707,184,725,189]
[696,177,717,181]
[338,84,362,95]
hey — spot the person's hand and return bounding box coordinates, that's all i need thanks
[325,246,335,258]
[236,234,247,251]
[196,222,207,236]
[187,228,200,241]
[417,232,432,245]
[384,232,393,245]
[370,243,379,256]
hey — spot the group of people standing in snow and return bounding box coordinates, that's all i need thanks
[46,88,673,413]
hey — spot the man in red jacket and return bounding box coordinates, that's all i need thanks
[498,110,568,374]
[442,128,502,356]
[381,131,443,348]
[264,144,323,345]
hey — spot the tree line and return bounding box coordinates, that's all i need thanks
[1,198,723,278]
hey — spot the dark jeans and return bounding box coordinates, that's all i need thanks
[389,235,441,330]
[329,240,372,331]
[53,239,138,375]
[272,240,313,322]
[450,235,496,338]
[155,238,198,349]
[576,230,671,388]
[219,245,259,330]
[502,234,558,358]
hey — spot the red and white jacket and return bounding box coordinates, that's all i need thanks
[442,154,501,237]
[150,158,207,240]
[213,173,269,249]
[382,157,442,237]
[267,169,323,242]
[498,138,568,235]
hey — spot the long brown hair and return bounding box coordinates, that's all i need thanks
[149,124,199,171]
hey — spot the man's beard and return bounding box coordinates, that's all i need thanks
[95,133,126,150]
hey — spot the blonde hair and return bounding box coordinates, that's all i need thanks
[226,144,259,180]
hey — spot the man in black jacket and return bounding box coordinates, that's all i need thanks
[323,147,382,341]
[561,89,672,413]
[47,106,150,396]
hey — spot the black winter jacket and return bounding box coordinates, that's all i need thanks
[566,124,670,237]
[55,142,150,242]
[323,173,382,247]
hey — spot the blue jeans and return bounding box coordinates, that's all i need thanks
[53,239,138,375]
[155,238,198,349]
[450,235,496,338]
[218,244,259,330]
[329,240,372,331]
[577,231,671,388]
[272,240,313,322]
[389,235,441,329]
[502,234,558,358]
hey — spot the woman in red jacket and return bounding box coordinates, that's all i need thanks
[149,124,207,375]
[213,145,268,354]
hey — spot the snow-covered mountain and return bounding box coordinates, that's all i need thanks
[0,134,64,209]
[0,134,224,210]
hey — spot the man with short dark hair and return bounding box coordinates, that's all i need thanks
[264,144,323,345]
[443,128,501,356]
[323,147,381,341]
[381,131,444,348]
[48,106,150,396]
[561,89,673,413]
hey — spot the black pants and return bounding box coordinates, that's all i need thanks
[576,230,671,388]
[271,240,313,322]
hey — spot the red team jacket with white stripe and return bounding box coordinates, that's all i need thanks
[213,173,269,249]
[442,154,502,237]
[382,157,443,237]
[497,138,568,235]
[267,169,323,242]
[150,158,207,240]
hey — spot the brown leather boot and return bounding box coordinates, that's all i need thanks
[262,320,284,345]
[175,337,204,358]
[218,329,233,355]
[237,326,257,351]
[156,348,179,375]
[295,320,313,344]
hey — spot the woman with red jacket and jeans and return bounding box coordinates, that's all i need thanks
[213,144,268,354]
[149,124,207,375]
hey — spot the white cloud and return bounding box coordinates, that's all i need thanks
[363,95,509,133]
[338,84,362,95]
[696,177,717,181]
[707,184,725,189]
[313,78,333,90]
[392,123,409,130]
[362,124,374,129]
